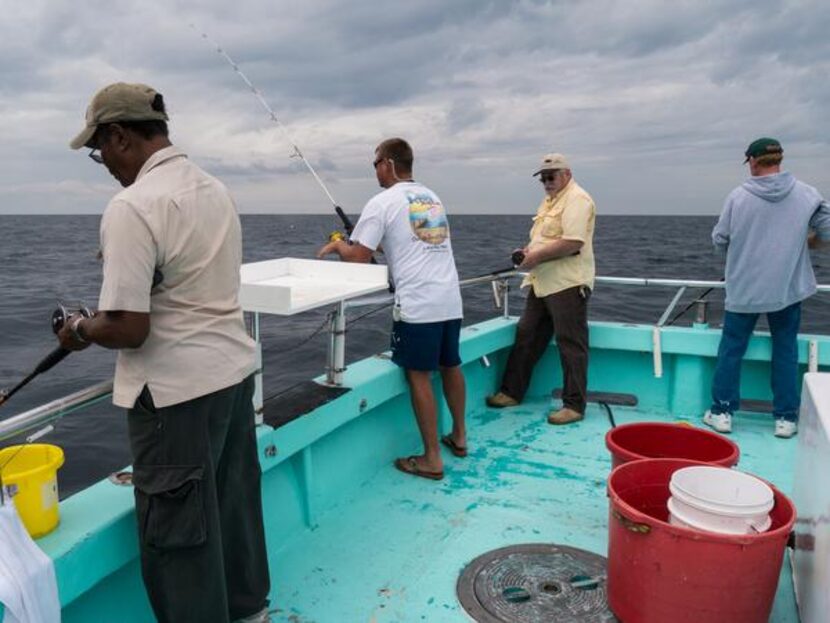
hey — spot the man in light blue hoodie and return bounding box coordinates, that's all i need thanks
[704,138,830,438]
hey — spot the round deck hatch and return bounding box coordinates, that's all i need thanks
[457,543,616,622]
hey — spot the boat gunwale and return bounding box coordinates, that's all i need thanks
[30,316,829,611]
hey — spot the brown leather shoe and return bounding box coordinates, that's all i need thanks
[547,407,584,425]
[486,392,519,408]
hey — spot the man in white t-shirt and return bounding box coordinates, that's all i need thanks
[317,138,466,480]
[59,83,270,623]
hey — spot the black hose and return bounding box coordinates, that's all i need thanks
[599,401,617,428]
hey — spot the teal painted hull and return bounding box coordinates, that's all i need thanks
[22,317,820,621]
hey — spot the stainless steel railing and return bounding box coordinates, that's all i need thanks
[0,380,113,443]
[3,274,829,441]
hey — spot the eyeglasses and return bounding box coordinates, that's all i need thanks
[88,149,104,164]
[539,171,560,183]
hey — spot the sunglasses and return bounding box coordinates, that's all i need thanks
[88,149,104,164]
[539,171,559,183]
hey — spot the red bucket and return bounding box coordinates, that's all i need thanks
[605,422,739,469]
[607,458,795,623]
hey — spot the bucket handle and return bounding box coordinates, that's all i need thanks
[612,509,651,534]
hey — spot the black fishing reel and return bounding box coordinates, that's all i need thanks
[511,250,526,267]
[51,304,93,335]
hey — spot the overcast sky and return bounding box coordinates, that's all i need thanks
[1,0,828,215]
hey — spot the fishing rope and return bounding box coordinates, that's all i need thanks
[261,314,331,359]
[259,301,393,404]
[259,301,393,360]
[345,301,394,327]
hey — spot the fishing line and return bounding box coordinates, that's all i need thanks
[0,424,56,505]
[190,25,343,211]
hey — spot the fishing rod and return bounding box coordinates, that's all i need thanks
[0,349,70,409]
[191,25,355,236]
[0,305,91,409]
[666,278,724,326]
[472,248,582,281]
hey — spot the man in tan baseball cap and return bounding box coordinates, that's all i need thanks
[69,82,169,150]
[68,82,174,188]
[532,152,571,176]
[61,83,272,623]
[486,151,597,426]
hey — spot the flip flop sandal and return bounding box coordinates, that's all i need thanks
[441,434,468,458]
[394,456,444,481]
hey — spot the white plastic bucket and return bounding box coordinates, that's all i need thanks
[668,465,774,535]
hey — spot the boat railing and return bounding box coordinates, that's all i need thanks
[0,380,113,444]
[2,274,829,443]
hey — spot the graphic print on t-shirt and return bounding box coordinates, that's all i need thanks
[407,191,448,245]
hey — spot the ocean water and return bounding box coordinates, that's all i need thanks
[2,214,830,496]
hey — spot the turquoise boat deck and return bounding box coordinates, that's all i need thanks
[267,399,798,622]
[34,316,823,623]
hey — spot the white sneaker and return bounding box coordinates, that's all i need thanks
[703,410,732,434]
[774,419,797,439]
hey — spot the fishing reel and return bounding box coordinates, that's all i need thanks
[51,304,93,335]
[328,230,348,243]
[511,250,526,267]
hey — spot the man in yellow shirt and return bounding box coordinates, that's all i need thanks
[486,153,596,424]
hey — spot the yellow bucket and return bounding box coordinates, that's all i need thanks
[0,444,64,538]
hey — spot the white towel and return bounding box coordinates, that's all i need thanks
[0,501,61,623]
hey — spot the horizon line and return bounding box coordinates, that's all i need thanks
[0,211,721,217]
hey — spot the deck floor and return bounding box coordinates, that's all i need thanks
[267,400,799,622]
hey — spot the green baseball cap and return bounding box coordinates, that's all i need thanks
[69,82,169,150]
[743,137,783,163]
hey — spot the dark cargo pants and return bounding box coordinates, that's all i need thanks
[500,286,590,414]
[128,375,270,623]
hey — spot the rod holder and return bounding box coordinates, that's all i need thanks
[326,302,347,386]
[694,300,709,325]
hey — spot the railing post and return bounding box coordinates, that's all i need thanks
[809,340,819,373]
[694,300,709,326]
[326,301,347,386]
[652,326,663,378]
[251,312,264,426]
[653,286,686,378]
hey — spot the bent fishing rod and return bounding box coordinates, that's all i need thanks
[191,25,356,236]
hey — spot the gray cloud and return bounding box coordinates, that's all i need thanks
[1,0,829,215]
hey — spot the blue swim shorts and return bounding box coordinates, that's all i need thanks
[390,319,462,371]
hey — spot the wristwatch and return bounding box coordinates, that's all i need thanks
[70,316,88,343]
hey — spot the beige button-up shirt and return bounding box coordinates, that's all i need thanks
[522,179,596,297]
[98,146,256,408]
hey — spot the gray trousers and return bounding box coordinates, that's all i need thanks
[128,375,270,623]
[501,286,590,413]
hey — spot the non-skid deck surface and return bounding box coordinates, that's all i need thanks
[267,401,799,622]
